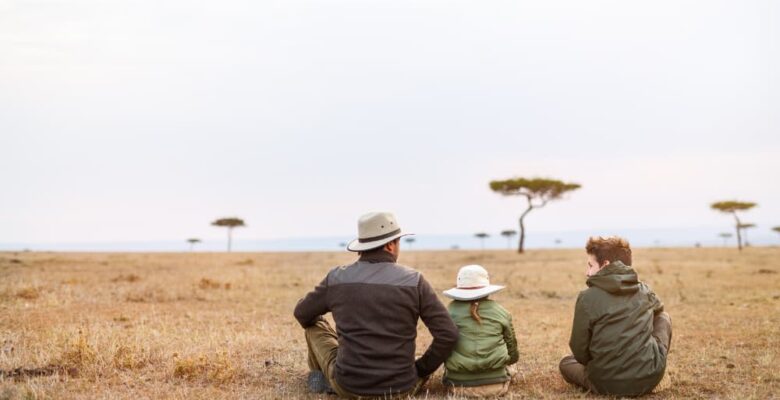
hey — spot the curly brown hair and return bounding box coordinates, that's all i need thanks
[586,236,632,266]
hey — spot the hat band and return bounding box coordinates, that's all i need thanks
[358,228,402,243]
[457,285,487,290]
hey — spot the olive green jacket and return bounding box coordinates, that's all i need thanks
[444,299,519,386]
[569,261,666,396]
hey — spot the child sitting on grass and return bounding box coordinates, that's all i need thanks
[442,264,518,398]
[559,236,672,396]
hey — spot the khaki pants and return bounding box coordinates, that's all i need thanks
[447,381,510,398]
[305,319,425,399]
[559,312,672,393]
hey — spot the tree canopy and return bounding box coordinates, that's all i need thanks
[211,217,246,228]
[711,201,757,213]
[490,178,581,204]
[490,177,580,253]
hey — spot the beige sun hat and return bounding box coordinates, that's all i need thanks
[346,212,413,252]
[443,265,505,301]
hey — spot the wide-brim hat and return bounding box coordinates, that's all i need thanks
[346,211,413,252]
[443,264,505,301]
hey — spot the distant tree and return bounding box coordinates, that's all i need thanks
[338,242,347,248]
[774,227,780,243]
[490,177,580,253]
[211,217,246,252]
[738,223,756,247]
[500,230,517,249]
[554,238,562,247]
[711,201,756,251]
[404,237,416,249]
[186,238,201,252]
[474,232,490,250]
[718,232,733,247]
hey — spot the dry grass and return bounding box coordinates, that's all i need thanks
[0,248,778,399]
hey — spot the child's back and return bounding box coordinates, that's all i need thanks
[444,299,518,386]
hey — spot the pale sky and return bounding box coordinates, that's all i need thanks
[1,0,778,244]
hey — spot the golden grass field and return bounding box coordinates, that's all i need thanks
[1,247,779,399]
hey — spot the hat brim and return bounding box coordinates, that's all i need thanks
[443,285,505,301]
[346,232,414,252]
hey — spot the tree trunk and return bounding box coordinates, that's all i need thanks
[517,198,534,254]
[732,212,742,251]
[227,227,233,252]
[189,242,194,252]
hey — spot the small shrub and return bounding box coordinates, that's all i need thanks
[16,287,40,300]
[113,345,147,370]
[173,352,236,384]
[111,274,141,283]
[58,330,96,369]
[198,278,222,290]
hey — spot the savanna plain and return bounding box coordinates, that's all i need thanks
[1,248,778,399]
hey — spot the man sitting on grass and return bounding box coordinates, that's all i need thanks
[560,236,672,396]
[294,212,458,398]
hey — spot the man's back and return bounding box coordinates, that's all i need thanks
[294,251,458,396]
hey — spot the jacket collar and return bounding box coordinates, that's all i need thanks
[358,250,397,264]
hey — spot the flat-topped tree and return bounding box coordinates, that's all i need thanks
[718,232,732,247]
[211,217,246,252]
[738,223,756,247]
[186,238,201,252]
[711,201,756,251]
[490,177,581,253]
[500,230,517,249]
[404,237,416,250]
[773,227,780,243]
[474,232,489,250]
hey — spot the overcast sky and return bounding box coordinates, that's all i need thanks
[1,0,778,244]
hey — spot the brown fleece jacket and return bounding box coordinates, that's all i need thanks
[294,250,458,396]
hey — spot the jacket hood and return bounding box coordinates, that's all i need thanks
[586,261,640,295]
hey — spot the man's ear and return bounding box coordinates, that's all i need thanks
[601,259,611,267]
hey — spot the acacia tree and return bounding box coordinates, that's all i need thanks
[186,238,201,251]
[718,232,732,247]
[500,230,517,249]
[474,232,489,250]
[738,223,756,247]
[711,201,756,251]
[211,217,246,252]
[490,177,581,253]
[404,237,416,250]
[773,227,780,243]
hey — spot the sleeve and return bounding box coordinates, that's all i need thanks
[645,283,665,314]
[414,275,459,378]
[568,292,592,365]
[293,276,329,328]
[502,313,519,365]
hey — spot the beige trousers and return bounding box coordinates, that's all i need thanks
[447,381,510,398]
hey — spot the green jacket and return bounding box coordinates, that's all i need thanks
[444,299,519,386]
[569,261,666,396]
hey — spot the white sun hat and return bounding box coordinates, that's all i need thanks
[443,265,505,301]
[346,212,413,252]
